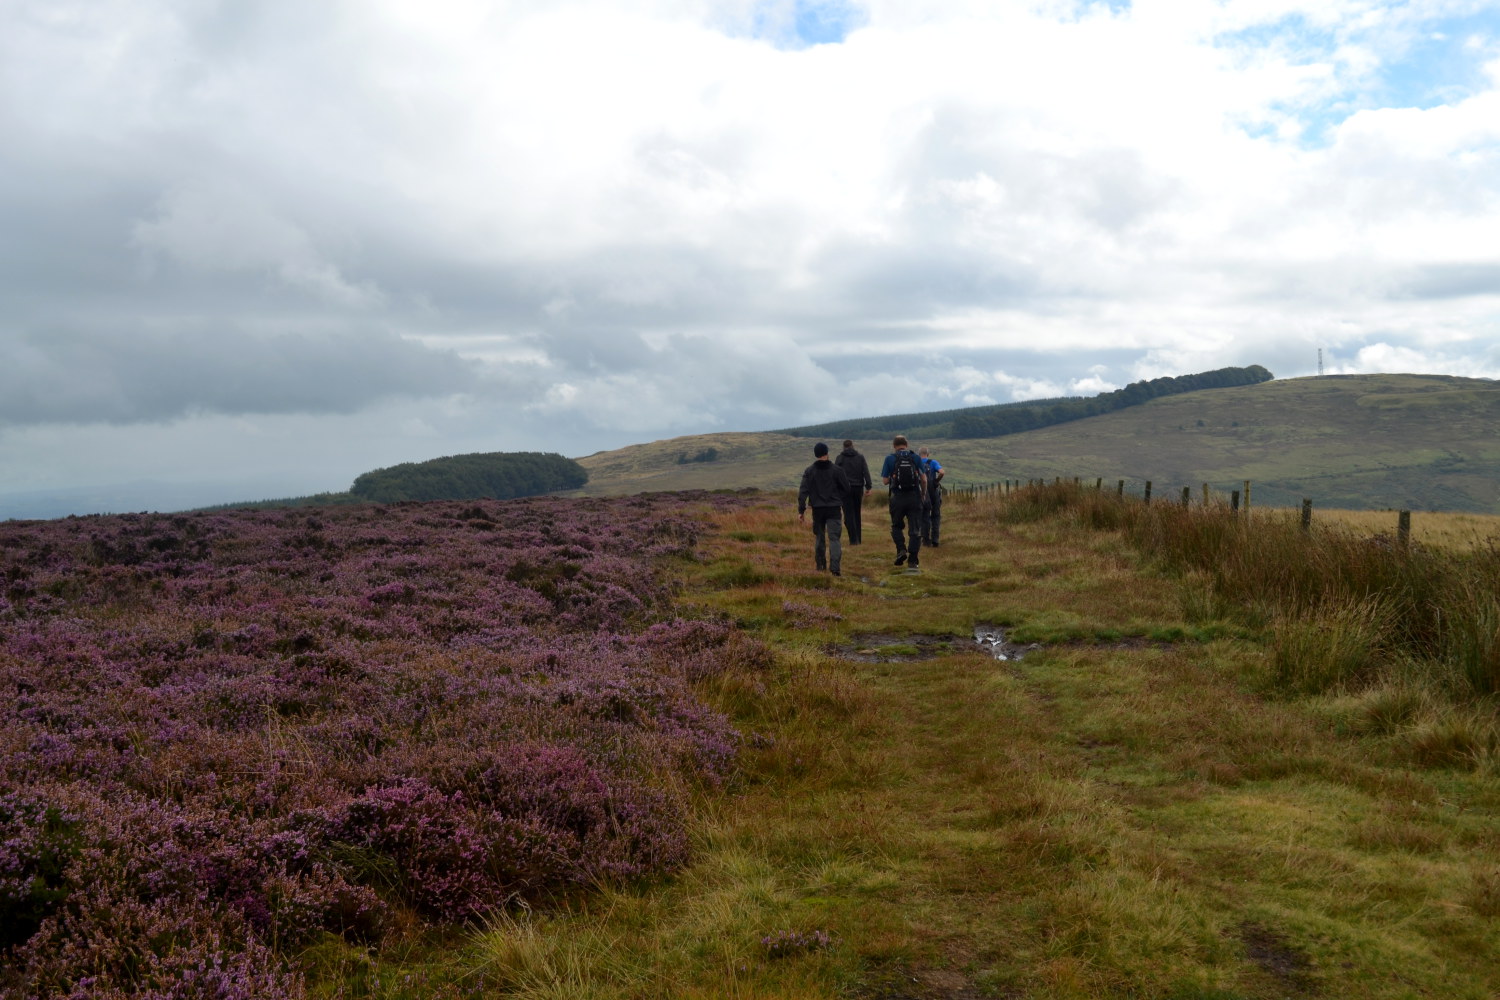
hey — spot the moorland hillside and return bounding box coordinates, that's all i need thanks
[574,373,1500,513]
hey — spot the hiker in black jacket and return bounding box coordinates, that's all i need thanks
[833,440,873,545]
[798,442,851,576]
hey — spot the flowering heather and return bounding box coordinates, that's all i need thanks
[0,493,761,998]
[761,929,834,959]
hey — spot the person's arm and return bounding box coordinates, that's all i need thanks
[798,468,811,519]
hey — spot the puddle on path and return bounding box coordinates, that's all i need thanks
[831,626,1040,663]
[972,624,1038,661]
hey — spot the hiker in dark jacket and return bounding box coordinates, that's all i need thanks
[833,440,873,545]
[798,442,851,576]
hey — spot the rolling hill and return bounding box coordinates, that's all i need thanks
[573,373,1500,514]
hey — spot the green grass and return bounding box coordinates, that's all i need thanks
[308,488,1500,998]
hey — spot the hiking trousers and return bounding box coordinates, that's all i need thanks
[811,506,843,573]
[924,487,942,544]
[842,490,864,544]
[889,490,923,563]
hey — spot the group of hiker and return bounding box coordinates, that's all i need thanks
[796,436,943,577]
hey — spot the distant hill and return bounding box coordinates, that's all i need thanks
[573,374,1500,514]
[200,452,587,511]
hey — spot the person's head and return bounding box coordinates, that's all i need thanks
[918,447,930,457]
[843,439,854,450]
[892,435,908,450]
[813,442,829,459]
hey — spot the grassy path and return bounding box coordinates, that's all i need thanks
[460,491,1500,999]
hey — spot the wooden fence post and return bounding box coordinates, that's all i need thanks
[1144,481,1152,504]
[1117,479,1124,497]
[1095,477,1102,490]
[1231,490,1240,512]
[1398,510,1411,547]
[1181,486,1191,506]
[1243,480,1251,513]
[1202,482,1209,504]
[1301,498,1312,532]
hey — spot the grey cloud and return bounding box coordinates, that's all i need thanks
[0,327,479,427]
[1391,263,1500,300]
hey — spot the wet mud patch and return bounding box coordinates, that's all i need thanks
[1239,922,1314,992]
[834,632,968,662]
[833,626,1155,664]
[833,626,1042,663]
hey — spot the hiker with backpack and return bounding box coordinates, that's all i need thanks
[880,435,927,569]
[833,439,873,545]
[918,446,945,547]
[798,442,852,576]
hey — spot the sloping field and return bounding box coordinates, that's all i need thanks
[574,374,1500,513]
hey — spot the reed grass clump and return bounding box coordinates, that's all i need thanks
[1271,596,1396,694]
[995,482,1500,708]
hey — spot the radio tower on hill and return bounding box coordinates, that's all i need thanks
[1318,348,1324,377]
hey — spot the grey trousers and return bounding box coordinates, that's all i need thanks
[811,506,843,572]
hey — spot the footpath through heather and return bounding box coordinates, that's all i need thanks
[622,488,1500,999]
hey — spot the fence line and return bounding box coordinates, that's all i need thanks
[946,477,1415,540]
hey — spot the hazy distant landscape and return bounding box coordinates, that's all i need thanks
[9,372,1497,521]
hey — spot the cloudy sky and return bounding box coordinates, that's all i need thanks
[3,0,1499,512]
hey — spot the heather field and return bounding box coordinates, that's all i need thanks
[6,488,1500,999]
[0,494,764,998]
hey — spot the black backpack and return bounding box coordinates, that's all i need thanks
[890,451,922,492]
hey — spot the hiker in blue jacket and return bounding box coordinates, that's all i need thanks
[918,447,945,547]
[880,435,926,569]
[798,442,851,576]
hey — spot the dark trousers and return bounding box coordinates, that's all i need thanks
[923,487,942,543]
[811,506,843,573]
[841,490,864,544]
[889,491,923,562]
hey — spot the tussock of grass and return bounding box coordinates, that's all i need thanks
[1271,595,1397,694]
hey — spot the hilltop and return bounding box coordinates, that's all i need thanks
[574,373,1500,513]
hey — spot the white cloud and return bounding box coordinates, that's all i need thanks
[4,0,1500,507]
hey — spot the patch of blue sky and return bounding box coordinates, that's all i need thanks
[1221,7,1500,147]
[742,0,866,50]
[1377,11,1500,109]
[793,0,864,46]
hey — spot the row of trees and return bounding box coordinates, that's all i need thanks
[349,452,588,502]
[951,366,1273,439]
[776,366,1274,442]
